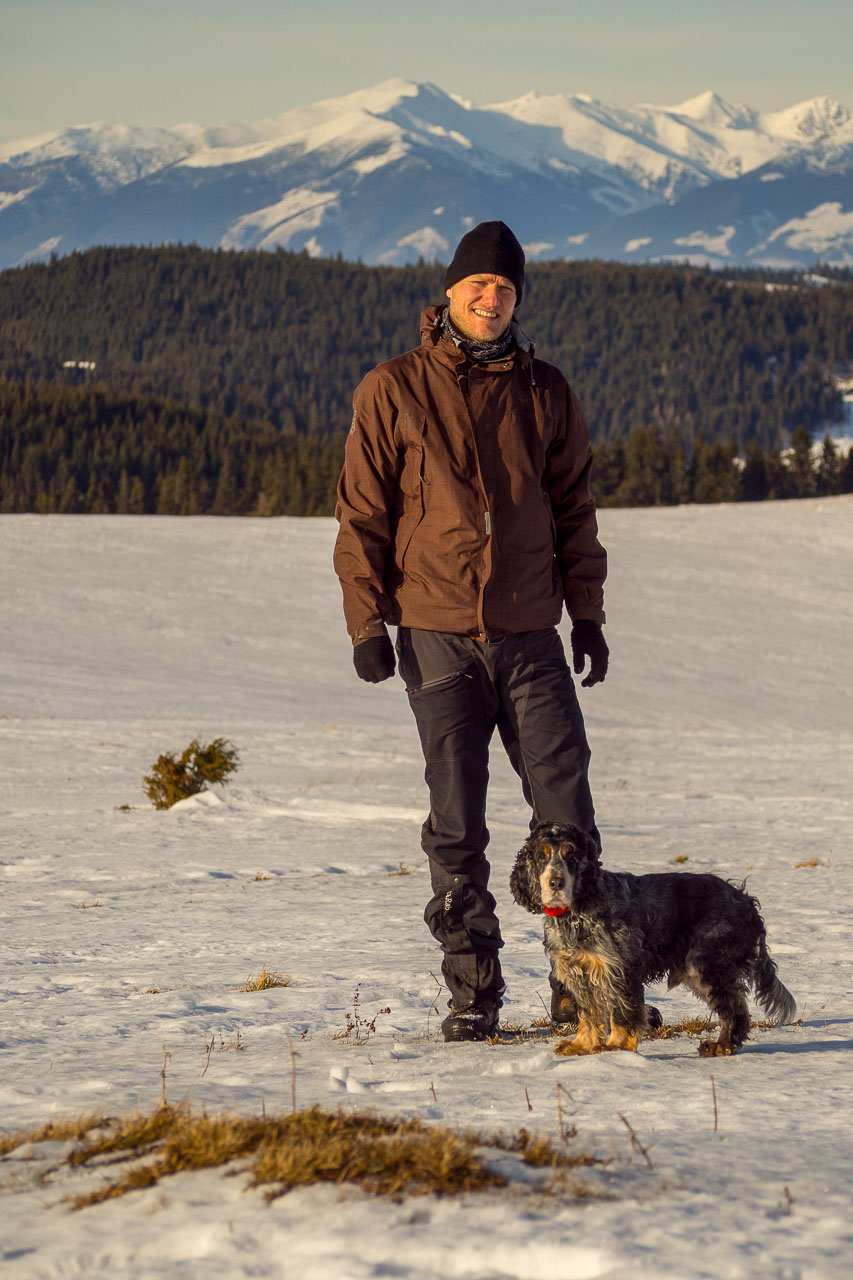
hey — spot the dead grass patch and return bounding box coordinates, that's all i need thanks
[646,1016,717,1040]
[0,1113,113,1158]
[1,1105,602,1209]
[237,967,291,992]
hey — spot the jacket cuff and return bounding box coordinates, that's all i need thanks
[568,606,606,627]
[352,621,389,645]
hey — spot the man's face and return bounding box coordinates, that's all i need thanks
[445,273,516,342]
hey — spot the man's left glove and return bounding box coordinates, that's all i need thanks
[570,620,609,687]
[353,630,396,683]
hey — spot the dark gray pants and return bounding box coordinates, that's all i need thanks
[396,626,598,1011]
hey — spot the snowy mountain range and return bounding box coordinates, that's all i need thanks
[1,78,852,272]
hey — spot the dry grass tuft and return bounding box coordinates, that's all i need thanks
[2,1105,602,1210]
[646,1016,716,1040]
[670,855,690,864]
[0,1113,113,1158]
[794,858,825,868]
[238,967,291,992]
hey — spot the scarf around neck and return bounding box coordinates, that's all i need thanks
[440,305,516,362]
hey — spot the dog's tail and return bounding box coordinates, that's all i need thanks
[753,935,796,1024]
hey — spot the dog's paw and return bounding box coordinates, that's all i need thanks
[554,1039,604,1056]
[698,1040,738,1057]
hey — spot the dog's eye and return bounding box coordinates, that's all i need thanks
[560,844,574,856]
[542,844,552,856]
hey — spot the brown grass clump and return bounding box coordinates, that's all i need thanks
[64,1106,507,1208]
[794,858,825,868]
[3,1105,601,1210]
[646,1016,717,1040]
[238,967,290,991]
[0,1113,112,1158]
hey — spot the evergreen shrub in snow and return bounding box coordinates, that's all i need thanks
[144,737,239,809]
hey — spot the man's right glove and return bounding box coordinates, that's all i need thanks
[570,619,609,687]
[353,631,396,683]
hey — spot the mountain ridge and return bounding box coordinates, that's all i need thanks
[1,79,851,270]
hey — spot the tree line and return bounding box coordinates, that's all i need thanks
[1,245,851,452]
[2,377,848,516]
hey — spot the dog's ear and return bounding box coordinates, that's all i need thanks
[510,841,543,914]
[577,828,601,863]
[570,830,604,911]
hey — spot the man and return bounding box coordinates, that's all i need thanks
[333,221,608,1041]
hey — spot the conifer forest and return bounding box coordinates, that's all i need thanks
[1,246,851,515]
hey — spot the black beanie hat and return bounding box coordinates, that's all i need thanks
[443,220,525,303]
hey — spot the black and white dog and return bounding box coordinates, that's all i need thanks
[510,823,796,1056]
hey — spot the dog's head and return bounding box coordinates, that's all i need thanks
[509,822,602,916]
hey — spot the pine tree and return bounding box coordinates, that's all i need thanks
[741,439,769,501]
[787,425,816,498]
[815,433,841,496]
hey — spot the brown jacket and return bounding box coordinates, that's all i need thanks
[334,305,606,644]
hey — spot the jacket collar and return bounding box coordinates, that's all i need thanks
[418,304,536,374]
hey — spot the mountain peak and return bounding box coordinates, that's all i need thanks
[762,95,851,140]
[666,90,754,128]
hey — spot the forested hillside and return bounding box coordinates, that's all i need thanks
[1,246,852,514]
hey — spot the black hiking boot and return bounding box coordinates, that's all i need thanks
[441,1000,500,1042]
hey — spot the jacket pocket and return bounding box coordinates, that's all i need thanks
[542,488,558,549]
[396,440,427,570]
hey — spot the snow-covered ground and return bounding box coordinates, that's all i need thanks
[1,500,851,1279]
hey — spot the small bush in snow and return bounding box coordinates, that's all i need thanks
[144,737,239,809]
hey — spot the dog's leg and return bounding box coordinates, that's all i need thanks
[699,987,751,1056]
[554,1011,607,1056]
[549,968,580,1030]
[605,980,646,1052]
[683,957,752,1056]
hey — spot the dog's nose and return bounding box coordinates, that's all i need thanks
[548,874,564,891]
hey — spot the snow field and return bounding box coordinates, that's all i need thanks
[1,501,852,1278]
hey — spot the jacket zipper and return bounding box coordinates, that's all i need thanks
[405,670,469,695]
[455,360,492,640]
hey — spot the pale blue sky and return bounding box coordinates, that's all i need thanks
[2,0,851,143]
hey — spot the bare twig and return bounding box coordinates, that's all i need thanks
[793,1002,826,1028]
[199,1035,214,1078]
[618,1114,654,1170]
[160,1046,171,1108]
[287,1036,297,1114]
[555,1081,575,1144]
[536,990,556,1031]
[524,1086,533,1112]
[710,1074,718,1133]
[427,971,445,1040]
[429,1080,437,1104]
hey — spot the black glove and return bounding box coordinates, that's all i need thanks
[353,632,396,683]
[570,619,609,687]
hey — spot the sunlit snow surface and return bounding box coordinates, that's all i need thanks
[1,503,852,1279]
